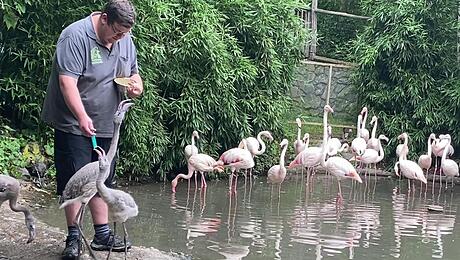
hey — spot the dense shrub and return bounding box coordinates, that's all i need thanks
[351,0,460,159]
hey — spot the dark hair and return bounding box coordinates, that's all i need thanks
[103,0,136,28]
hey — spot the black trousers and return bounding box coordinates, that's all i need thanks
[54,129,116,195]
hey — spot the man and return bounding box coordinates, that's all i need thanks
[41,0,143,259]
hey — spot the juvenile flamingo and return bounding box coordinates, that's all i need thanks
[267,139,289,194]
[0,175,36,243]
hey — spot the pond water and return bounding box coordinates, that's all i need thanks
[34,173,460,259]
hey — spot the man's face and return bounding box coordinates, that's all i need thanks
[101,13,131,44]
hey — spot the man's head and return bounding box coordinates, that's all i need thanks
[99,0,136,43]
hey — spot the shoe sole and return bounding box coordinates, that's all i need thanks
[90,245,132,252]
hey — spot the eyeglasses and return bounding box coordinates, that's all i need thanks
[110,23,130,37]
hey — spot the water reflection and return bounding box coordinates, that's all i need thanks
[32,175,460,259]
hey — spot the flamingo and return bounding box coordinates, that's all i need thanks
[217,139,255,193]
[355,134,389,178]
[394,133,427,190]
[94,147,138,259]
[366,116,379,151]
[351,114,367,157]
[0,175,36,243]
[294,118,306,155]
[267,139,289,193]
[319,105,362,199]
[439,134,459,189]
[184,130,199,186]
[431,135,451,176]
[326,125,343,156]
[172,153,224,193]
[418,133,435,180]
[359,107,370,142]
[302,133,310,148]
[396,133,408,160]
[238,130,273,178]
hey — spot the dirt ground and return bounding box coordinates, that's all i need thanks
[0,181,180,260]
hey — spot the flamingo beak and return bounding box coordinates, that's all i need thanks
[288,160,297,169]
[349,171,362,183]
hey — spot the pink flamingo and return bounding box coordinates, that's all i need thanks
[366,116,379,151]
[172,153,224,193]
[184,130,199,186]
[418,133,435,181]
[432,135,455,177]
[439,134,459,189]
[238,130,273,178]
[326,125,344,156]
[394,133,427,191]
[319,105,362,199]
[351,114,367,157]
[294,118,307,155]
[217,139,255,193]
[356,134,389,178]
[267,139,289,193]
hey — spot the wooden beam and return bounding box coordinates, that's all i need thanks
[315,8,370,20]
[309,0,318,59]
[312,55,355,67]
[301,59,353,69]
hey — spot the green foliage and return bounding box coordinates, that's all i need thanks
[1,0,307,179]
[0,120,27,177]
[351,0,460,159]
[119,0,308,178]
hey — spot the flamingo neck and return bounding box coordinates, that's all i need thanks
[106,122,121,164]
[297,125,301,141]
[191,134,198,155]
[320,109,329,167]
[356,116,362,138]
[279,144,288,169]
[9,197,31,218]
[377,138,384,161]
[255,132,267,155]
[441,138,451,163]
[174,165,195,182]
[426,136,433,156]
[371,119,377,138]
[361,111,368,130]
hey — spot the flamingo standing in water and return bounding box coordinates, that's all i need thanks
[432,135,454,180]
[439,134,459,189]
[394,133,427,191]
[238,130,273,178]
[418,133,435,181]
[351,114,367,157]
[217,139,255,193]
[366,116,379,151]
[184,130,199,186]
[319,105,362,199]
[355,134,389,178]
[267,139,289,194]
[294,118,306,155]
[172,153,224,193]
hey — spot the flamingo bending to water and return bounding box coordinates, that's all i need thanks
[267,139,289,192]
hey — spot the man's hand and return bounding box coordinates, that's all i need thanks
[78,114,96,137]
[127,74,143,98]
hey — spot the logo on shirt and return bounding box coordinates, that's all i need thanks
[91,47,103,64]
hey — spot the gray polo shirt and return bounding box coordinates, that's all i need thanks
[41,12,138,138]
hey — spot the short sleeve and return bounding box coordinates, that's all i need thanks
[129,37,139,75]
[56,36,85,78]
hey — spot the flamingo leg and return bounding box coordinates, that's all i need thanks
[200,172,206,188]
[123,222,129,260]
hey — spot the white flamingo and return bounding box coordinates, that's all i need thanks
[171,153,224,193]
[217,139,255,193]
[396,133,408,160]
[439,134,459,189]
[184,130,199,186]
[359,107,370,142]
[326,124,343,156]
[351,114,367,157]
[238,130,273,178]
[366,116,379,151]
[431,135,453,176]
[394,133,427,191]
[294,118,306,155]
[418,133,435,181]
[356,134,389,178]
[267,139,289,193]
[319,105,362,199]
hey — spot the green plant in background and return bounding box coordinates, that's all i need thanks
[351,0,460,160]
[0,122,27,177]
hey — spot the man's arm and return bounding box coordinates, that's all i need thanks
[59,75,95,137]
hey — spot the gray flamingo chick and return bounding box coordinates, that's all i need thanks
[0,174,36,243]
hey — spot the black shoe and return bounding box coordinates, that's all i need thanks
[61,236,81,260]
[90,232,132,252]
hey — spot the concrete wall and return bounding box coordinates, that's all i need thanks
[290,61,357,120]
